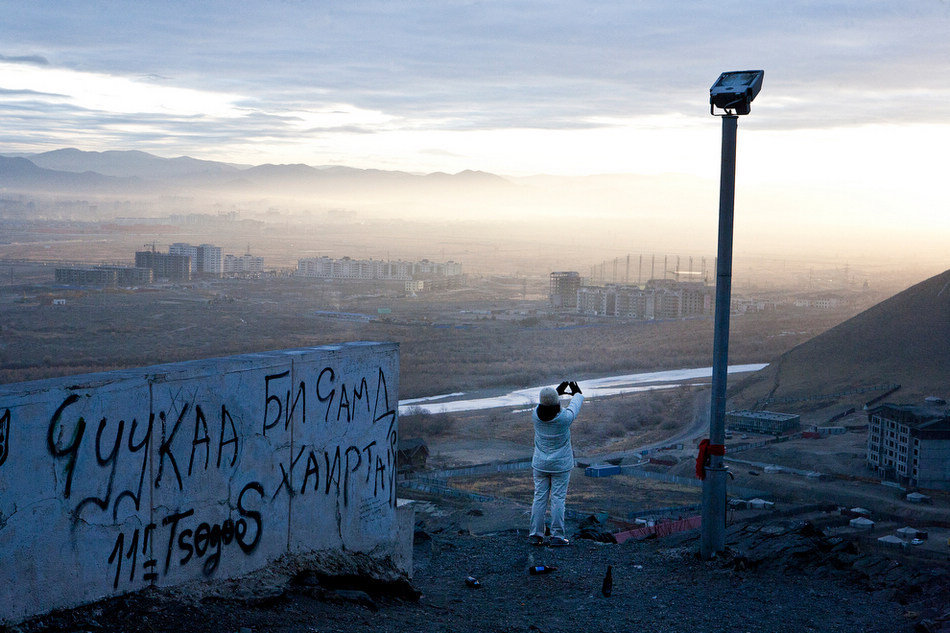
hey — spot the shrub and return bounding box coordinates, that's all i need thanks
[399,407,456,438]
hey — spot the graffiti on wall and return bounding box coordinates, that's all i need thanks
[107,481,264,588]
[0,407,10,467]
[1,354,398,601]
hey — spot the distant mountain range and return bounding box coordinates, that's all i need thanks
[0,148,511,196]
[734,268,950,406]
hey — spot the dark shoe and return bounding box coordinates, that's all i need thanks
[550,536,570,547]
[528,534,544,546]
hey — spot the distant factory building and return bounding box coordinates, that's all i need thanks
[866,402,950,491]
[135,251,191,281]
[726,410,801,435]
[549,271,581,309]
[55,266,152,287]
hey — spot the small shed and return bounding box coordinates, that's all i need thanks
[585,464,621,478]
[397,438,429,472]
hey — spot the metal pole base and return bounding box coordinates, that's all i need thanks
[700,465,728,560]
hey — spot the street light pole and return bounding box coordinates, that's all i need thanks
[700,70,763,560]
[701,113,737,560]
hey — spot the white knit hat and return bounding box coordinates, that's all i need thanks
[539,387,559,406]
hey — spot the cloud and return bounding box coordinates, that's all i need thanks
[1,1,950,170]
[0,53,48,66]
[0,87,65,98]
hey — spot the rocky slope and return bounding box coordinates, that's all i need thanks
[8,498,947,633]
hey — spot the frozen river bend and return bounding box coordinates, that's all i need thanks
[399,363,768,415]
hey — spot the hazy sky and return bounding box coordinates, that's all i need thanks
[1,1,949,258]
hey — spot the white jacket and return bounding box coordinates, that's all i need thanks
[531,394,584,473]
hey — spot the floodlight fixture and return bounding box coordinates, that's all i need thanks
[709,70,764,116]
[701,68,763,560]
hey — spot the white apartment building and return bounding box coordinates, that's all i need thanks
[170,242,223,276]
[296,256,458,281]
[867,402,950,491]
[793,295,844,309]
[576,280,712,320]
[224,254,265,273]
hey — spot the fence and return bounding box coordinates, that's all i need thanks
[400,459,532,481]
[725,456,825,479]
[618,466,770,499]
[397,478,594,521]
[864,385,902,408]
[614,515,703,544]
[755,383,900,408]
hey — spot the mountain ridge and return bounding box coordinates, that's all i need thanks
[7,148,508,183]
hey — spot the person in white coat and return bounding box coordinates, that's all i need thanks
[529,380,583,546]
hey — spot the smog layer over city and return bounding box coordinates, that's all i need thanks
[0,3,948,633]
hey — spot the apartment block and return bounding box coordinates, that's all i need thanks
[867,402,950,491]
[224,253,265,273]
[296,256,460,281]
[135,251,191,281]
[575,280,712,320]
[549,271,581,309]
[170,242,223,276]
[55,266,153,286]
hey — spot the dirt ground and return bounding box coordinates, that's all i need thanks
[9,493,947,633]
[450,470,701,520]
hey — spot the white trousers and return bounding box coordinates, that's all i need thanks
[530,469,571,538]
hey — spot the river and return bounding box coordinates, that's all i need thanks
[398,363,768,415]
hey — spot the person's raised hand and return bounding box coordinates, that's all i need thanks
[556,381,570,395]
[569,381,582,395]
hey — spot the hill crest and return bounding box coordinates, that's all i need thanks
[734,269,950,407]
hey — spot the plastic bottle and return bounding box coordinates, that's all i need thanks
[528,565,557,575]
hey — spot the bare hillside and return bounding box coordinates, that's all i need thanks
[734,269,950,406]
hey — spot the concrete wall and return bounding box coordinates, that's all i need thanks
[0,343,399,623]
